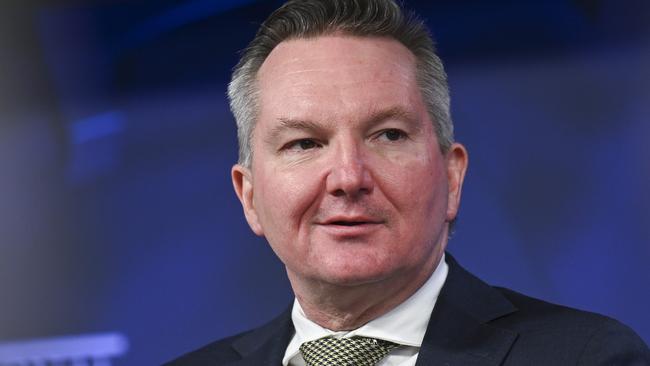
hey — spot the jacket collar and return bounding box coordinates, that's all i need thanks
[229,305,294,366]
[415,254,519,365]
[228,253,519,366]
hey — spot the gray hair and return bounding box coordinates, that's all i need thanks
[228,0,453,167]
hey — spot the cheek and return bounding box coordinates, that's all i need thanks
[254,166,323,241]
[377,151,449,241]
[380,150,447,207]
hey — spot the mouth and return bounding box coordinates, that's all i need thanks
[320,215,384,232]
[320,216,384,227]
[317,217,383,237]
[329,220,372,226]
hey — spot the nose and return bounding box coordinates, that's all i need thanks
[325,140,374,198]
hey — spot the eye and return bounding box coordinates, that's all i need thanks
[283,138,321,151]
[376,129,408,142]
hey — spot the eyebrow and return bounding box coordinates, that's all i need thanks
[364,106,422,133]
[265,105,422,144]
[266,118,326,145]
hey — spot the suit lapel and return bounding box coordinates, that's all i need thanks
[227,255,518,366]
[230,306,294,366]
[415,254,519,366]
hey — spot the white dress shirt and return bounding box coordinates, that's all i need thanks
[282,254,449,366]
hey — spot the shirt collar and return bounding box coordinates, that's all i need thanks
[283,254,449,365]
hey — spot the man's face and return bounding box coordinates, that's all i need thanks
[233,35,467,287]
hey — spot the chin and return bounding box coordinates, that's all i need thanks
[315,262,397,287]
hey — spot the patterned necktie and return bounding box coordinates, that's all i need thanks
[299,336,399,366]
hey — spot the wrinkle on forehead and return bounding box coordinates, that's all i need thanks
[254,35,428,138]
[257,35,418,87]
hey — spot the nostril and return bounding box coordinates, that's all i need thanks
[325,158,374,198]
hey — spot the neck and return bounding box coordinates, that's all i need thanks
[289,248,444,331]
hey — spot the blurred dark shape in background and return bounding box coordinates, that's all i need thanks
[1,1,648,365]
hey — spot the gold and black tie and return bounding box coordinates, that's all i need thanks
[299,336,399,366]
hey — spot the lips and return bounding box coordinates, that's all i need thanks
[322,216,383,226]
[330,221,368,226]
[316,216,384,237]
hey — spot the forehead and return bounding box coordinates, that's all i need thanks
[256,35,422,123]
[258,35,417,81]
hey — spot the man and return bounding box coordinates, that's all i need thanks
[168,0,650,365]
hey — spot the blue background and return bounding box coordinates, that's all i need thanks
[1,0,648,365]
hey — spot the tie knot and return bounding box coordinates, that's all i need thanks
[299,336,399,366]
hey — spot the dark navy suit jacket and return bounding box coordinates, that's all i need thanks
[167,255,650,365]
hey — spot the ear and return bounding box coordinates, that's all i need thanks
[445,143,469,222]
[232,164,264,236]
